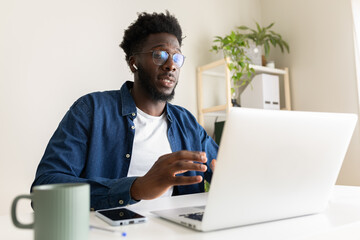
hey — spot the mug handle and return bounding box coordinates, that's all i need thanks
[11,195,34,229]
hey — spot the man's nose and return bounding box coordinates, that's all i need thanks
[162,56,177,71]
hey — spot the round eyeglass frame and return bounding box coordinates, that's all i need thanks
[133,50,185,68]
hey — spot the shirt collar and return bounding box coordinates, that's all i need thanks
[165,103,174,123]
[120,80,174,123]
[120,81,137,116]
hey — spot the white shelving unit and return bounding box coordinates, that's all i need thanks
[197,58,291,126]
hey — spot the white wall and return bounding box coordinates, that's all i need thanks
[260,0,360,186]
[3,0,359,217]
[0,0,262,215]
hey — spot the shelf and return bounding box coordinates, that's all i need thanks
[197,58,291,127]
[250,64,287,75]
[202,62,287,78]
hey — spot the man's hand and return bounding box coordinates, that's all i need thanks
[130,151,208,201]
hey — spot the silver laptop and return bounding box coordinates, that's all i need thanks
[152,108,357,232]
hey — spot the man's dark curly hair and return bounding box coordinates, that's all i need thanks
[120,11,183,62]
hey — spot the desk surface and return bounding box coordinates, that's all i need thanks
[2,185,360,240]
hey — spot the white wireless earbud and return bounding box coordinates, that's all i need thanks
[133,64,138,70]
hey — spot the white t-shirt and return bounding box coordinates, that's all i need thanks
[127,107,173,197]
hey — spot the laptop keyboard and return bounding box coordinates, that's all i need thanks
[179,212,204,221]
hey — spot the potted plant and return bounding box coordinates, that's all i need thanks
[211,22,290,105]
[211,31,255,100]
[238,22,290,65]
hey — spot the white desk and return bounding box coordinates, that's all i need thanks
[2,185,360,240]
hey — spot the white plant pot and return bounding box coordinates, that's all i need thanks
[245,43,262,66]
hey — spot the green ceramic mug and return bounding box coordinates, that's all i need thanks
[11,183,90,240]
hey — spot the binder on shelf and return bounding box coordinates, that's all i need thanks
[196,58,290,127]
[240,74,280,110]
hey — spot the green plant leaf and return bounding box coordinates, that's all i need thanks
[264,41,270,57]
[238,25,249,30]
[265,22,275,29]
[247,71,252,79]
[270,38,276,47]
[210,21,289,87]
[256,22,262,32]
[278,42,284,52]
[283,41,290,53]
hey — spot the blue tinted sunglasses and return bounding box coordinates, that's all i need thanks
[134,50,185,68]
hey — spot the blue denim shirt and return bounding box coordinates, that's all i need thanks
[31,81,218,210]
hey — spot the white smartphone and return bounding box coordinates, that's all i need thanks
[95,208,147,226]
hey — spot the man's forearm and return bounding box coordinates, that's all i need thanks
[32,173,138,210]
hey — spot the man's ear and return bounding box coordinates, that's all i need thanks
[129,56,137,73]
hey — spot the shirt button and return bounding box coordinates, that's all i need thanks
[132,113,136,116]
[131,125,135,130]
[126,154,130,158]
[119,200,124,205]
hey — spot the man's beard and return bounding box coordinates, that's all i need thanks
[137,66,177,102]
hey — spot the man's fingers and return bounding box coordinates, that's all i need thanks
[171,161,207,173]
[160,151,207,163]
[173,175,203,185]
